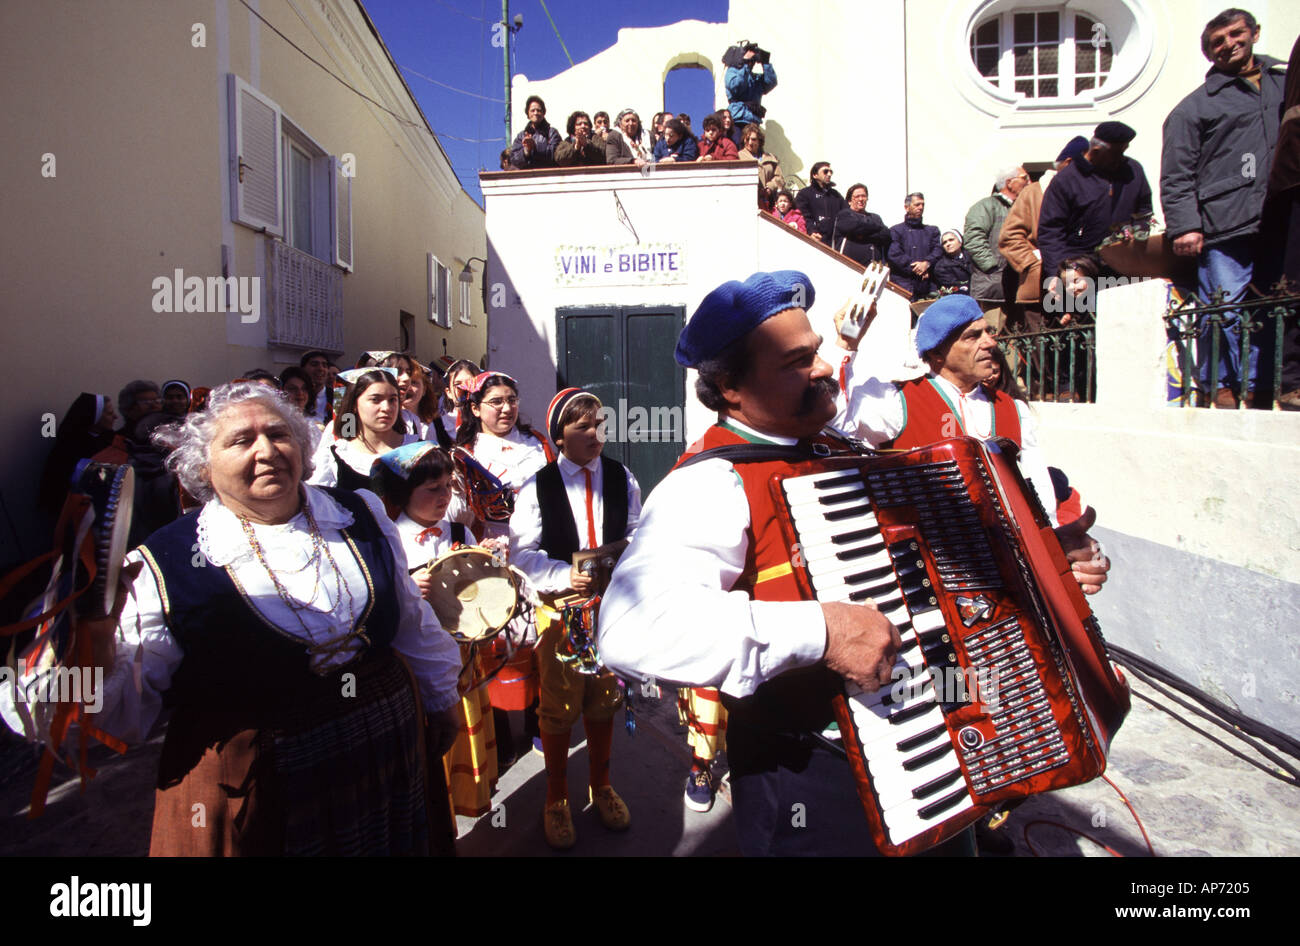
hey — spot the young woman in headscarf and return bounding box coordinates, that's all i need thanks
[308,368,417,492]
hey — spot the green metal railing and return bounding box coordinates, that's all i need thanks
[1164,285,1300,408]
[999,323,1097,402]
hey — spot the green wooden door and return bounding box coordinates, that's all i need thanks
[556,305,686,492]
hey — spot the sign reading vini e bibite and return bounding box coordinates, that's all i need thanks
[555,243,686,288]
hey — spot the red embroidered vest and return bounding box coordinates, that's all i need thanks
[886,378,1021,451]
[675,423,842,734]
[675,424,805,601]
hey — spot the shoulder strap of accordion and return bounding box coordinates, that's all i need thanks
[676,427,870,470]
[676,443,818,469]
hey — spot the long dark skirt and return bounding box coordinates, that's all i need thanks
[149,649,451,856]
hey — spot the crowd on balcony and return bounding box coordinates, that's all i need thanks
[495,13,1298,410]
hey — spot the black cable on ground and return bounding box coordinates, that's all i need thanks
[1107,643,1300,787]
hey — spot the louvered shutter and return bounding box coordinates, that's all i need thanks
[228,74,282,235]
[331,156,353,271]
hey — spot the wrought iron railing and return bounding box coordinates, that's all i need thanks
[1163,284,1300,408]
[999,323,1097,403]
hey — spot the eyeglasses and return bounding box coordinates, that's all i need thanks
[482,396,519,409]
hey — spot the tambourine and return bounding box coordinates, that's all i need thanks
[70,460,135,616]
[423,547,522,643]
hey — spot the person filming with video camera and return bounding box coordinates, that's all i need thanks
[723,40,777,129]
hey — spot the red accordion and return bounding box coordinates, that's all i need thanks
[774,437,1129,857]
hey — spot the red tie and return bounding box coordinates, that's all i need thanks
[839,354,851,396]
[583,468,597,548]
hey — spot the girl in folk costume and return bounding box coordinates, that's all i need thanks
[430,358,479,450]
[455,371,555,537]
[457,370,555,760]
[509,388,641,848]
[308,368,418,492]
[378,352,433,440]
[371,442,500,822]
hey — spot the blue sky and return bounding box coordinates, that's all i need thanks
[361,0,730,204]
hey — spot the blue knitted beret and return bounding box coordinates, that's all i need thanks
[675,270,815,367]
[914,294,985,358]
[1056,135,1089,163]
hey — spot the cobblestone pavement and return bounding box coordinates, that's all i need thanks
[2,676,1295,857]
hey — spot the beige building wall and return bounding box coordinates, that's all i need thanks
[0,0,486,564]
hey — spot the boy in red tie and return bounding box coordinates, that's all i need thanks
[509,388,642,849]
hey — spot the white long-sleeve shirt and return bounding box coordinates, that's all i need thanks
[832,361,1059,526]
[509,455,642,594]
[597,419,827,698]
[86,487,462,745]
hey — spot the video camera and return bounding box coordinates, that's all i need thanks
[722,41,771,68]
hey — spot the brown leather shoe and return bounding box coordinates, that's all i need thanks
[543,800,576,849]
[588,785,631,831]
[1213,387,1239,409]
[1280,389,1300,411]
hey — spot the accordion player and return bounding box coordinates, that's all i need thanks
[598,274,1123,856]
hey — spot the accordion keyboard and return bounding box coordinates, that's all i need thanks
[783,468,977,846]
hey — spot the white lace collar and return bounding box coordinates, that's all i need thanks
[196,486,356,567]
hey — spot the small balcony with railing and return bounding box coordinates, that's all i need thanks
[265,239,344,353]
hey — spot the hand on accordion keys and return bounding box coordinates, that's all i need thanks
[821,600,904,692]
[1054,506,1111,596]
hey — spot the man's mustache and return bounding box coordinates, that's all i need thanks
[797,376,840,415]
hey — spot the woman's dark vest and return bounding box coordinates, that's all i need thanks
[329,444,375,492]
[138,487,402,732]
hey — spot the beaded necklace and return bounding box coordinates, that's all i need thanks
[236,493,357,638]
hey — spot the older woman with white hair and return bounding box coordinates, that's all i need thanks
[86,381,462,856]
[604,108,653,166]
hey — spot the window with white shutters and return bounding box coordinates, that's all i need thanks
[229,75,283,235]
[429,255,450,328]
[227,74,352,272]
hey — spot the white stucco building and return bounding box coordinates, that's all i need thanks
[512,0,1299,230]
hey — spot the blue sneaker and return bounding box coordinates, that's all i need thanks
[683,767,715,813]
[532,736,545,756]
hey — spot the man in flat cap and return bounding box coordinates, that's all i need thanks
[1161,8,1286,408]
[1037,121,1153,298]
[833,295,1109,599]
[834,294,1062,523]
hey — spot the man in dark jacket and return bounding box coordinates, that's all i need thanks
[887,193,942,297]
[963,166,1029,332]
[1161,8,1286,408]
[1038,122,1153,288]
[832,184,890,265]
[796,162,845,244]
